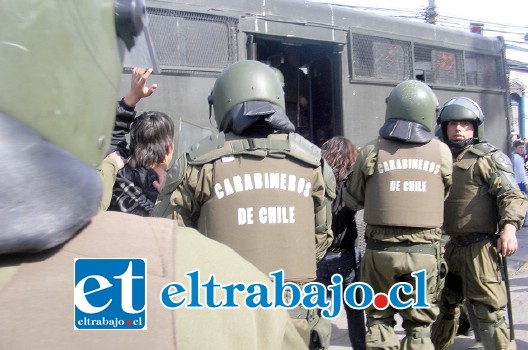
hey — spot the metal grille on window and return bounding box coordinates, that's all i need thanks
[414,45,463,86]
[351,34,411,81]
[147,8,238,71]
[464,52,502,89]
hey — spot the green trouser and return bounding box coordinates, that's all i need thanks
[361,247,439,350]
[289,307,331,349]
[431,238,515,350]
[286,287,332,349]
[431,277,464,350]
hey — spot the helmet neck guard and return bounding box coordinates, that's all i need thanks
[379,119,433,144]
[222,101,294,136]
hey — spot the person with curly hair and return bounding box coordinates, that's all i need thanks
[317,136,366,350]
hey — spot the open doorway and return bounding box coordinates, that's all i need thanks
[250,36,342,146]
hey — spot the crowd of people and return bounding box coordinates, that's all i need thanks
[1,1,526,350]
[95,67,528,350]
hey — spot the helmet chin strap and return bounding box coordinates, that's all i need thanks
[447,138,477,149]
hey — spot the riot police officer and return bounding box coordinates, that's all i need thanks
[345,80,453,349]
[0,1,306,349]
[154,60,335,349]
[431,97,527,350]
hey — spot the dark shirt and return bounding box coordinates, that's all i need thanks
[107,99,159,217]
[108,165,159,217]
[331,177,358,250]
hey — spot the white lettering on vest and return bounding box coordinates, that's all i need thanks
[403,181,427,192]
[288,175,297,192]
[233,176,243,192]
[214,173,312,199]
[243,174,254,191]
[269,173,280,189]
[238,207,254,225]
[214,183,224,199]
[254,173,263,189]
[389,180,427,192]
[224,179,234,196]
[377,158,440,175]
[258,206,296,224]
[390,180,401,191]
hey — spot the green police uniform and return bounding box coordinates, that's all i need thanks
[345,80,453,350]
[153,60,335,348]
[0,2,305,349]
[347,137,452,350]
[97,156,121,210]
[154,131,335,346]
[432,143,527,350]
[432,96,527,350]
[0,211,307,349]
[155,132,334,278]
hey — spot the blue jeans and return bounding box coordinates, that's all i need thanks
[519,183,528,226]
[316,249,366,350]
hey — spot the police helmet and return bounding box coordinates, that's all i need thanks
[270,67,285,88]
[0,0,145,167]
[437,97,485,141]
[385,80,439,132]
[0,0,145,254]
[209,60,286,131]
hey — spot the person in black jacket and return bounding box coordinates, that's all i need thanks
[316,136,366,350]
[100,67,174,216]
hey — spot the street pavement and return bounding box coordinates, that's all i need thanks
[329,226,528,349]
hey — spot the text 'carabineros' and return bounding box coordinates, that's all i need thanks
[214,172,313,199]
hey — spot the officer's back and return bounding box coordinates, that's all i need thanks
[153,60,336,348]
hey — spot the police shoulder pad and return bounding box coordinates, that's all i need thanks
[288,132,321,167]
[492,150,514,173]
[163,155,187,194]
[470,141,497,157]
[187,132,228,164]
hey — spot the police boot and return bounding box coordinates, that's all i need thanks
[400,323,433,350]
[456,302,472,336]
[431,285,462,350]
[309,310,331,350]
[365,317,399,350]
[431,306,457,350]
[456,315,471,336]
[465,300,482,342]
[472,301,513,350]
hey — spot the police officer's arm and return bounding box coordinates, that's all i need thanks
[174,163,212,228]
[313,164,335,261]
[479,152,528,256]
[439,142,453,198]
[97,152,125,210]
[344,141,378,210]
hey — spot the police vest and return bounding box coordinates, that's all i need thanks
[0,211,178,349]
[443,146,499,234]
[364,138,445,228]
[189,133,321,282]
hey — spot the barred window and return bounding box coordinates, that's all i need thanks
[414,45,463,86]
[351,34,411,81]
[145,8,238,71]
[464,52,502,89]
